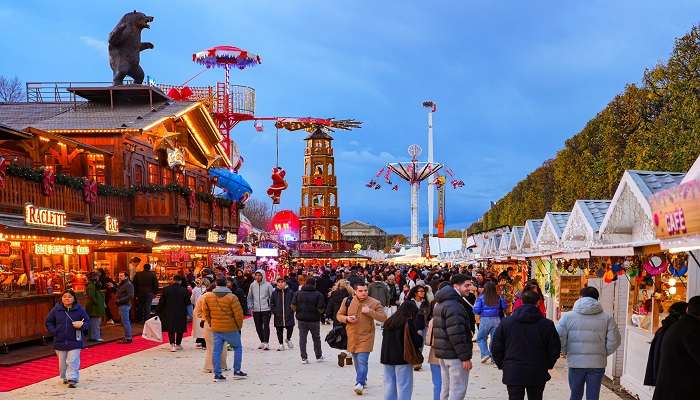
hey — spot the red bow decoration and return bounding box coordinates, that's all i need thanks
[188,191,196,209]
[0,157,8,188]
[42,169,55,196]
[166,86,193,101]
[83,178,97,204]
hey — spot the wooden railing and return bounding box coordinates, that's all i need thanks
[305,147,333,156]
[0,175,89,222]
[131,191,235,229]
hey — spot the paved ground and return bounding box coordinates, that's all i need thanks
[1,322,622,400]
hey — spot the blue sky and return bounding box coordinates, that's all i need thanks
[1,1,698,235]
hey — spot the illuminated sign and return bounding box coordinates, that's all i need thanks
[0,242,10,256]
[226,231,237,245]
[207,229,219,243]
[105,214,120,234]
[651,179,700,240]
[256,248,279,257]
[298,241,333,252]
[145,230,158,242]
[167,148,185,169]
[184,226,196,241]
[34,244,90,255]
[24,203,66,228]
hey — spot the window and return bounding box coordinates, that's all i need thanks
[162,169,173,185]
[147,163,160,185]
[187,176,196,190]
[314,163,323,175]
[133,164,144,186]
[312,193,324,207]
[330,193,336,207]
[87,154,106,184]
[175,172,184,185]
[331,226,339,240]
[197,178,207,194]
[43,154,59,174]
[313,226,325,240]
[328,163,334,175]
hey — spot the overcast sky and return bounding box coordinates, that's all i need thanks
[1,1,698,235]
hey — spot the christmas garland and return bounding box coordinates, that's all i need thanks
[6,163,234,207]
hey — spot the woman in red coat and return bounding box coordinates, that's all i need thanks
[512,280,546,317]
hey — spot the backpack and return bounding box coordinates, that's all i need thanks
[324,297,352,350]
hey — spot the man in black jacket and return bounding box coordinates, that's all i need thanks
[653,296,700,400]
[492,290,560,400]
[132,263,159,322]
[291,277,326,363]
[116,271,134,344]
[432,274,474,400]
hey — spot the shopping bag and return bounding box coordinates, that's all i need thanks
[142,316,163,342]
[325,325,347,350]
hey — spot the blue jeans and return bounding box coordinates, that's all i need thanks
[212,331,242,376]
[430,363,442,400]
[384,364,413,400]
[119,305,132,339]
[56,349,81,382]
[476,316,500,358]
[568,368,605,400]
[186,304,194,320]
[351,352,370,386]
[88,317,102,340]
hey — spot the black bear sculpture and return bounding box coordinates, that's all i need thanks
[108,11,154,85]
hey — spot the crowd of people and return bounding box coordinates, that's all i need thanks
[44,261,699,400]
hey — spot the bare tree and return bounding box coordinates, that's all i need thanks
[0,76,23,102]
[241,198,272,230]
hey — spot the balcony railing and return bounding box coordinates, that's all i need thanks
[0,175,236,230]
[302,176,337,186]
[305,147,333,156]
[300,206,340,219]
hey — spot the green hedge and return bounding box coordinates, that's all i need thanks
[470,25,700,233]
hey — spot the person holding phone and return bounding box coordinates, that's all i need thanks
[45,289,90,388]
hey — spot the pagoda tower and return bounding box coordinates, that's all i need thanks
[299,127,341,250]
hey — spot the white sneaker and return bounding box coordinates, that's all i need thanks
[175,345,184,351]
[353,383,364,395]
[301,359,309,364]
[316,355,326,362]
[258,343,265,349]
[263,343,270,351]
[286,340,294,349]
[277,344,285,351]
[170,345,177,352]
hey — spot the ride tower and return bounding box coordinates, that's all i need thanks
[299,127,341,250]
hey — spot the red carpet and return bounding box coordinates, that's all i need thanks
[0,326,191,392]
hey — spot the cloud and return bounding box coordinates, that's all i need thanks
[337,149,397,164]
[80,36,108,55]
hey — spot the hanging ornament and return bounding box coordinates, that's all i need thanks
[643,255,668,276]
[266,167,288,205]
[611,263,625,276]
[0,157,7,188]
[188,190,196,209]
[82,178,97,204]
[42,168,55,196]
[669,262,688,277]
[254,121,264,132]
[603,268,615,283]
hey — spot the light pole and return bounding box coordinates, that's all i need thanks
[422,100,436,238]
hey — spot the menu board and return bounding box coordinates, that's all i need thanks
[559,275,583,311]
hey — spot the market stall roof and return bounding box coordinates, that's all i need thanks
[536,212,571,250]
[509,226,525,253]
[0,123,32,140]
[561,200,610,248]
[429,237,462,256]
[498,231,511,255]
[521,219,544,252]
[599,170,684,244]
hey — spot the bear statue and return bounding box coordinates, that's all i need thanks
[108,11,155,86]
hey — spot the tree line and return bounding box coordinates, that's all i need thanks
[469,24,700,233]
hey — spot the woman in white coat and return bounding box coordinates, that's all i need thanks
[190,278,209,349]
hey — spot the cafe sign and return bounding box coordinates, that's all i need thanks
[226,231,237,245]
[145,230,158,242]
[34,244,89,255]
[24,203,66,228]
[651,179,700,240]
[105,215,119,234]
[184,226,196,241]
[207,229,219,243]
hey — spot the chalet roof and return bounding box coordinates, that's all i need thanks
[305,127,333,141]
[525,219,543,242]
[510,226,524,247]
[499,231,511,252]
[626,170,685,199]
[0,101,196,132]
[0,103,73,131]
[547,212,571,239]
